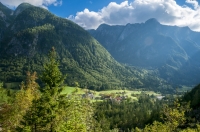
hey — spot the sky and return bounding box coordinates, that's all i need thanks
[1,0,200,31]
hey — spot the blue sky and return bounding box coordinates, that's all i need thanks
[48,0,130,17]
[48,0,194,17]
[1,0,200,31]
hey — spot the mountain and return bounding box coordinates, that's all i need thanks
[0,2,14,41]
[0,3,170,92]
[88,18,200,86]
[13,3,34,16]
[0,2,13,22]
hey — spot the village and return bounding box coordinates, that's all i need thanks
[80,89,165,103]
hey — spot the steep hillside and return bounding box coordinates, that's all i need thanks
[0,3,170,91]
[88,18,200,86]
[0,2,14,41]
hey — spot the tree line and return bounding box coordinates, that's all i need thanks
[1,47,200,131]
[0,47,101,131]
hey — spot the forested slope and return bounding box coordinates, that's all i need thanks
[0,3,169,91]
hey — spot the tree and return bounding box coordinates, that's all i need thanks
[134,100,191,132]
[161,100,189,131]
[22,47,67,132]
[0,82,12,104]
[0,72,39,131]
[18,47,100,131]
[61,94,91,131]
[40,47,65,90]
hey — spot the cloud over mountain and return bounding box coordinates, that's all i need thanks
[69,0,200,32]
[0,0,62,9]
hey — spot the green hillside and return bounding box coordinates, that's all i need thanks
[0,3,171,92]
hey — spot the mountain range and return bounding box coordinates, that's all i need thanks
[88,18,200,86]
[0,2,170,92]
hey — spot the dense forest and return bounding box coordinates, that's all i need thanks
[0,48,200,132]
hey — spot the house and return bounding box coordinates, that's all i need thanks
[82,93,95,99]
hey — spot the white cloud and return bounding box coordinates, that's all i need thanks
[186,0,199,9]
[72,8,103,29]
[0,0,62,9]
[69,0,200,32]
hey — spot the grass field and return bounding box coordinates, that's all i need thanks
[62,86,161,101]
[61,86,95,95]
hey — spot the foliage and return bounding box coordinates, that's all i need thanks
[181,84,200,125]
[40,47,66,89]
[18,48,66,131]
[0,60,200,132]
[133,99,191,132]
[0,83,15,104]
[60,93,101,132]
[16,48,99,132]
[0,72,40,131]
[95,94,164,131]
[182,84,200,108]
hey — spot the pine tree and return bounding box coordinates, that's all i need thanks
[18,47,100,131]
[30,47,67,131]
[40,47,65,90]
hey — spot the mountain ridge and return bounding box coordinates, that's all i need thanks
[0,3,170,92]
[88,19,200,86]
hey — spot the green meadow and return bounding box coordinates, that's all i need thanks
[61,86,161,101]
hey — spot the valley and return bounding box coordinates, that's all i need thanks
[0,1,200,132]
[61,86,162,101]
[0,2,174,93]
[89,19,200,86]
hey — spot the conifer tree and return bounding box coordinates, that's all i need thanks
[17,47,99,131]
[30,47,67,131]
[40,47,65,90]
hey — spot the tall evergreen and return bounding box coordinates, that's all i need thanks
[37,47,67,131]
[40,47,65,90]
[18,47,67,131]
[18,47,100,132]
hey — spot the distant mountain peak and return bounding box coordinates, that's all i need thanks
[89,17,200,86]
[97,23,110,30]
[145,18,160,25]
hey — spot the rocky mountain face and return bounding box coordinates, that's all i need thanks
[0,3,170,91]
[88,18,200,86]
